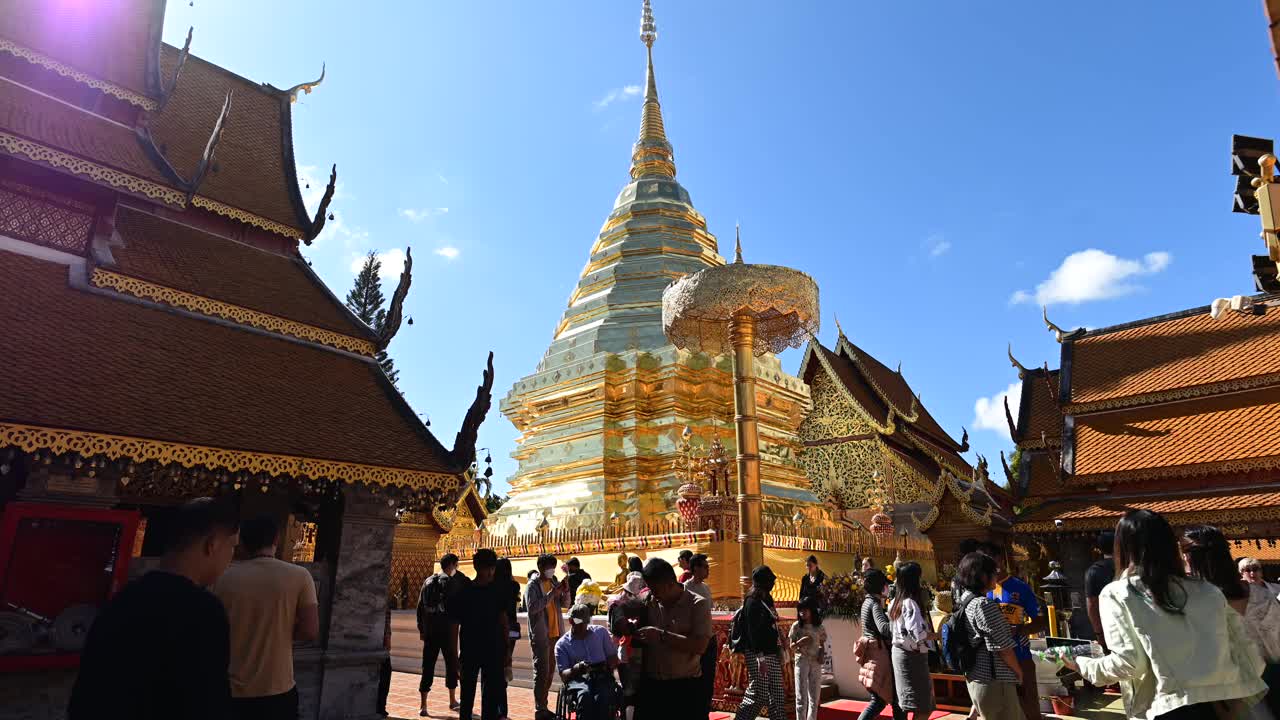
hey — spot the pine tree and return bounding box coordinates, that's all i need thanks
[346,252,399,385]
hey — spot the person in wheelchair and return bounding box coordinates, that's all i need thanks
[555,603,620,720]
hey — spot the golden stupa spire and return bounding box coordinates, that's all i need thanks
[631,0,676,180]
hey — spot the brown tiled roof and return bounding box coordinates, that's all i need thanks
[1021,449,1062,498]
[1074,390,1280,479]
[1070,307,1280,407]
[1015,369,1061,445]
[1017,490,1280,526]
[838,338,964,451]
[0,0,161,98]
[0,251,453,474]
[150,47,307,232]
[0,78,170,185]
[110,208,369,337]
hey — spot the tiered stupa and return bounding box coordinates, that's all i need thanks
[490,2,820,536]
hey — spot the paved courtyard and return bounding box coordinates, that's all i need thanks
[386,671,556,719]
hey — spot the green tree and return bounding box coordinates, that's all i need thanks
[345,252,398,385]
[485,493,507,515]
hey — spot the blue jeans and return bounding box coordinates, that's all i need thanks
[857,689,906,720]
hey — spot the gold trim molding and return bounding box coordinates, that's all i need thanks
[91,269,376,356]
[0,422,462,491]
[1075,454,1280,486]
[1068,373,1280,414]
[0,131,184,206]
[191,196,303,239]
[0,39,158,110]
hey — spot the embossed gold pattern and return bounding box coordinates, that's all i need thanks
[0,422,462,490]
[0,131,185,206]
[1019,505,1280,533]
[191,196,304,239]
[663,261,820,356]
[90,269,377,356]
[0,39,159,110]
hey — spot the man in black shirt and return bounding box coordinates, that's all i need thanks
[1084,531,1115,650]
[418,552,467,712]
[565,557,591,602]
[69,497,241,720]
[448,548,509,720]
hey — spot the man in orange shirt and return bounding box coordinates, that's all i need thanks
[525,553,570,720]
[215,515,320,720]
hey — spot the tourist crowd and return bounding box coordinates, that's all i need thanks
[61,498,1280,720]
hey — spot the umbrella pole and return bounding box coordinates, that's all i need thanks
[730,311,763,594]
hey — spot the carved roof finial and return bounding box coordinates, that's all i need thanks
[834,313,846,340]
[1007,343,1029,379]
[377,247,413,350]
[734,223,743,263]
[958,426,969,452]
[303,164,337,245]
[282,64,325,104]
[1042,305,1067,342]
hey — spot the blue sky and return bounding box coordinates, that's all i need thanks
[164,2,1279,494]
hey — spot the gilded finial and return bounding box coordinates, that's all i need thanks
[733,223,743,263]
[1007,343,1029,378]
[1042,306,1067,343]
[896,360,902,374]
[834,314,846,339]
[640,0,657,48]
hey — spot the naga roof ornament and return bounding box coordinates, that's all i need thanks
[377,247,412,350]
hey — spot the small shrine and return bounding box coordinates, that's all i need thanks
[796,326,1013,580]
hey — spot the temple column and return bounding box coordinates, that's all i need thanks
[313,485,397,720]
[731,313,763,592]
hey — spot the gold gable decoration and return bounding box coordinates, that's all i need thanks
[91,269,377,356]
[0,422,462,492]
[0,131,185,206]
[191,196,304,240]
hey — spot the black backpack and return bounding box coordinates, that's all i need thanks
[727,605,748,655]
[421,573,448,614]
[940,594,981,674]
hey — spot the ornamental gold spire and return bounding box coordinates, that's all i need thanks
[631,0,676,180]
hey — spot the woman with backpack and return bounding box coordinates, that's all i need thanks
[856,570,905,720]
[951,551,1024,719]
[888,562,936,719]
[1183,525,1280,718]
[1064,510,1266,720]
[733,565,787,720]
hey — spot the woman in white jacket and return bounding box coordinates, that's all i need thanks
[1065,510,1266,720]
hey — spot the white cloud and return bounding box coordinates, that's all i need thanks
[1010,249,1172,306]
[973,382,1021,433]
[399,207,449,223]
[349,248,407,279]
[924,233,951,258]
[434,246,460,260]
[594,84,642,110]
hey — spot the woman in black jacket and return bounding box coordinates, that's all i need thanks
[734,565,787,720]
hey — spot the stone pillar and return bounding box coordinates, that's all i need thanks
[315,485,397,720]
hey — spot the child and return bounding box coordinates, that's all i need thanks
[789,595,828,720]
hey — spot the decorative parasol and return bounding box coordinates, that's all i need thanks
[662,229,819,590]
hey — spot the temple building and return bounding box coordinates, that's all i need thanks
[796,327,1012,580]
[0,1,490,718]
[490,4,822,538]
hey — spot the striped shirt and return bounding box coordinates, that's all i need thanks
[860,595,891,642]
[958,590,1018,684]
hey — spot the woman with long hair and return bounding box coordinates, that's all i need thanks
[857,570,905,720]
[1066,510,1266,719]
[734,565,787,720]
[1183,525,1280,717]
[888,562,935,719]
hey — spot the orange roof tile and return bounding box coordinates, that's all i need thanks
[0,0,161,99]
[1017,490,1280,531]
[1070,306,1280,407]
[1073,391,1280,480]
[110,208,368,337]
[1015,369,1061,445]
[150,47,307,233]
[0,251,453,474]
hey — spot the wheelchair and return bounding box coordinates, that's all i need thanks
[555,667,623,720]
